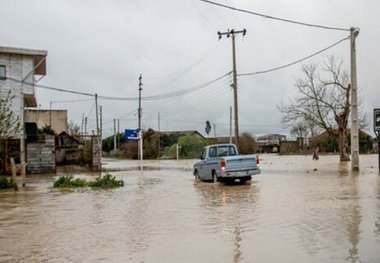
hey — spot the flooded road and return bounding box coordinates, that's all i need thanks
[1,154,380,262]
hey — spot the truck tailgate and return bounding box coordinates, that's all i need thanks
[224,155,258,172]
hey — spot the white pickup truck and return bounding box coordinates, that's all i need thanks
[193,144,260,183]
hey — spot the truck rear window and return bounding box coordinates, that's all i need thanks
[217,145,237,157]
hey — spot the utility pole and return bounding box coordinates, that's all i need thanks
[81,113,84,135]
[99,106,103,140]
[113,118,117,152]
[84,117,88,136]
[95,94,99,136]
[138,74,143,160]
[138,74,143,130]
[158,112,161,155]
[229,106,232,144]
[350,27,360,171]
[218,29,246,149]
[95,93,101,171]
[117,119,120,149]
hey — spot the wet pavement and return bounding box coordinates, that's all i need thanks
[1,154,380,262]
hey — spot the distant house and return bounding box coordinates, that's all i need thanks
[25,109,68,135]
[256,133,287,153]
[56,131,83,164]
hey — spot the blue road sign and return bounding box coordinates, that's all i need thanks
[124,129,140,140]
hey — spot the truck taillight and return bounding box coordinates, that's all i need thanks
[221,158,225,170]
[256,156,260,166]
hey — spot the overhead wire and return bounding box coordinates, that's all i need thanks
[144,39,231,87]
[196,0,350,31]
[189,0,218,31]
[238,36,349,76]
[6,71,231,101]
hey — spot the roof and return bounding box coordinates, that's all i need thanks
[0,46,47,75]
[158,130,205,139]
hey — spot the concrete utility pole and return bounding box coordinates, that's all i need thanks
[100,106,103,139]
[350,27,360,171]
[218,29,246,149]
[138,74,143,130]
[95,93,101,171]
[138,74,143,160]
[84,117,88,136]
[95,93,99,136]
[229,106,232,144]
[113,118,117,152]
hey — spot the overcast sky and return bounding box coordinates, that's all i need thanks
[1,0,379,138]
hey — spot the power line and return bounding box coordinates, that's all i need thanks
[238,36,349,76]
[51,98,94,103]
[6,71,231,101]
[197,0,350,32]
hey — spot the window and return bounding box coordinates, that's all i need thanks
[228,146,237,156]
[0,65,5,80]
[209,147,217,158]
[217,146,228,157]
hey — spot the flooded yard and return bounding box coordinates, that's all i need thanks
[1,154,379,262]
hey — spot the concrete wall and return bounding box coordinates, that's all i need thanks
[91,136,101,172]
[26,135,56,174]
[25,109,68,134]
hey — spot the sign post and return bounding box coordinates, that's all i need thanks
[125,128,143,172]
[374,109,380,173]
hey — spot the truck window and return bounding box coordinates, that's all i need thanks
[201,148,207,160]
[228,145,237,156]
[217,146,228,157]
[209,147,217,158]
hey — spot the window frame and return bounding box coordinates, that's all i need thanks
[0,65,6,80]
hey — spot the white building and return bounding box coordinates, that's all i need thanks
[0,46,47,168]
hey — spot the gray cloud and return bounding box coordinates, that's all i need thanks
[1,0,378,137]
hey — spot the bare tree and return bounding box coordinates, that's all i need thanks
[67,120,80,136]
[0,90,21,173]
[0,90,20,138]
[279,56,352,161]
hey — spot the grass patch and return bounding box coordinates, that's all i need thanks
[88,172,124,188]
[53,175,87,188]
[53,172,124,189]
[0,176,16,189]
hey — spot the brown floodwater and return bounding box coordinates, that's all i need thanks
[1,154,380,263]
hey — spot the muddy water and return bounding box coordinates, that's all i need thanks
[1,155,380,263]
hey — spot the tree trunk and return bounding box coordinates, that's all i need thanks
[338,124,350,161]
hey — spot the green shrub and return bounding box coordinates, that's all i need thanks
[0,176,15,189]
[53,173,124,189]
[53,175,87,188]
[88,172,124,188]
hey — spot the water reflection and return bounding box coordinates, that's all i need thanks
[193,180,260,262]
[375,175,380,237]
[345,175,361,263]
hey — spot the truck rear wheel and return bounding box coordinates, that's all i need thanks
[194,170,200,180]
[239,176,252,183]
[212,171,218,183]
